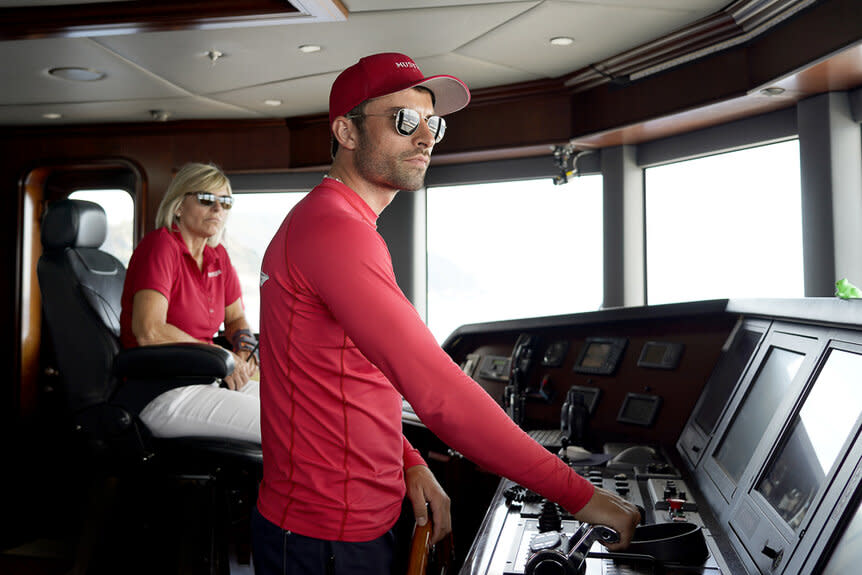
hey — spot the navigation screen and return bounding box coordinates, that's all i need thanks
[617,393,661,426]
[573,337,627,375]
[756,349,862,529]
[694,328,761,434]
[582,342,612,368]
[713,347,804,483]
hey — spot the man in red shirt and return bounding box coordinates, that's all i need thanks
[254,52,640,574]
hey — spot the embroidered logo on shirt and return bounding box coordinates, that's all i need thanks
[260,271,269,287]
[208,270,222,278]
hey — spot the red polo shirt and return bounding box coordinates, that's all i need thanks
[257,178,594,542]
[120,226,242,348]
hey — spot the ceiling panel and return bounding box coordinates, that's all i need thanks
[211,71,340,118]
[0,36,189,105]
[92,3,538,95]
[456,0,726,78]
[343,0,535,10]
[0,0,838,129]
[0,95,260,125]
[210,49,547,118]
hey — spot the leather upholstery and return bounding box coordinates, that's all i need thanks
[38,200,125,411]
[41,198,109,251]
[37,198,261,573]
[37,199,254,457]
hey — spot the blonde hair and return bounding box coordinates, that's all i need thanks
[155,162,232,247]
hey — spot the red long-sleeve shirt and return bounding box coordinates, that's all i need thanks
[257,178,594,542]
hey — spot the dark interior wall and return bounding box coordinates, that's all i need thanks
[445,309,736,447]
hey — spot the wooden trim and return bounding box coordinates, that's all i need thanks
[17,169,47,417]
[0,0,301,40]
[562,0,818,92]
[0,118,289,138]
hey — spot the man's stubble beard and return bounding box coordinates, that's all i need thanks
[354,131,428,192]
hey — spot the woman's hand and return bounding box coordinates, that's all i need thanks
[223,351,254,390]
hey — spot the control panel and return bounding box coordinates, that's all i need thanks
[470,445,727,575]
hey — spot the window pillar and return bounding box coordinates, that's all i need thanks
[378,188,427,319]
[602,145,644,307]
[798,92,862,295]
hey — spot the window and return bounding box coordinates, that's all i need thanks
[221,191,307,332]
[69,189,134,266]
[645,140,803,304]
[426,176,603,343]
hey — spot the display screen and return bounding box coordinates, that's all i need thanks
[618,394,661,426]
[478,355,511,381]
[641,343,667,364]
[713,347,804,483]
[756,349,862,529]
[581,342,612,368]
[694,328,761,434]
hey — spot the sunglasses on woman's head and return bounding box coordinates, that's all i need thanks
[188,192,234,210]
[347,108,447,143]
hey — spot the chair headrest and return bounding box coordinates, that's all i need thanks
[42,199,108,251]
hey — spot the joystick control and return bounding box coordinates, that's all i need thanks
[524,523,619,575]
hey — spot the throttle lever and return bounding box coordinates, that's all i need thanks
[525,523,620,574]
[569,524,620,566]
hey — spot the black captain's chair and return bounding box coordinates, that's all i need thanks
[37,199,261,574]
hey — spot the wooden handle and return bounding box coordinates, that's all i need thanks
[406,521,432,575]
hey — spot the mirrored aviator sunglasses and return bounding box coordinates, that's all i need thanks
[394,108,446,143]
[191,192,234,210]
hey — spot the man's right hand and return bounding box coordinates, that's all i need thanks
[572,487,641,551]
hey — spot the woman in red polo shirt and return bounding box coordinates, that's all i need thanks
[119,162,260,442]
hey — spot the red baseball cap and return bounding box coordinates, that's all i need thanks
[329,52,471,127]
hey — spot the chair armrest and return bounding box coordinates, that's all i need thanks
[115,343,235,379]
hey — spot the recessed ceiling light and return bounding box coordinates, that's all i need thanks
[150,109,170,122]
[759,86,786,96]
[264,99,283,107]
[550,36,574,46]
[298,44,322,54]
[42,113,62,119]
[207,49,225,63]
[48,67,106,82]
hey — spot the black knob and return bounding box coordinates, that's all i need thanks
[538,501,563,533]
[761,544,781,560]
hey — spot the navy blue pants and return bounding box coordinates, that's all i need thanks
[251,506,397,575]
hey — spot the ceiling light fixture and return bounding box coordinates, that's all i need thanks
[207,49,225,64]
[549,36,574,46]
[150,109,170,122]
[48,67,106,82]
[42,113,62,120]
[264,99,283,107]
[759,86,786,96]
[298,44,322,54]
